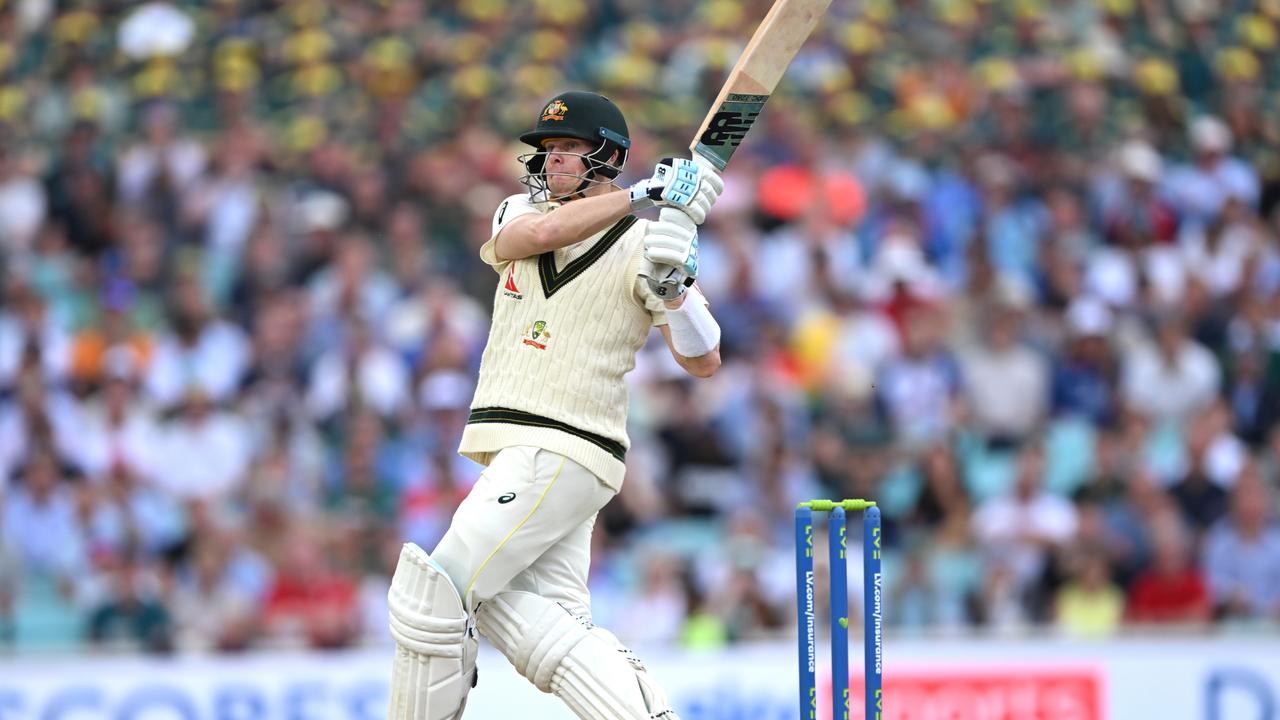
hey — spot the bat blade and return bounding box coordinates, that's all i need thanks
[691,0,834,170]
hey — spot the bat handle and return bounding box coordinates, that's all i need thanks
[691,145,727,172]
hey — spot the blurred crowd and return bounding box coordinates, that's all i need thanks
[2,0,1280,654]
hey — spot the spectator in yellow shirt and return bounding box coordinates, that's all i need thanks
[1055,550,1124,637]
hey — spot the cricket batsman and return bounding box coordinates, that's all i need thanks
[386,91,724,719]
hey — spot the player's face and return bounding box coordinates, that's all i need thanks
[542,138,593,197]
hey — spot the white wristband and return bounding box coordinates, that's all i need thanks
[666,290,720,358]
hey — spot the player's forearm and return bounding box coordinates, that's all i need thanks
[535,190,632,249]
[522,191,632,255]
[675,346,721,377]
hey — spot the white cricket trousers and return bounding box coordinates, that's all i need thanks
[431,445,615,616]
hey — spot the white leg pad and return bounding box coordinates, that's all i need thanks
[475,591,679,719]
[387,543,479,720]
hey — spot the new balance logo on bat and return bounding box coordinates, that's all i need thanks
[699,110,761,147]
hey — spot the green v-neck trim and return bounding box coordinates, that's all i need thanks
[537,215,636,298]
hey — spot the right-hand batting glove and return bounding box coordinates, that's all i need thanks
[640,208,700,299]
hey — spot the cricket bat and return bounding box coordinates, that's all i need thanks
[690,0,834,171]
[644,0,832,299]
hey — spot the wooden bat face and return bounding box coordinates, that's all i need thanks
[690,0,834,171]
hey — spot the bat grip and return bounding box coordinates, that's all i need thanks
[692,145,728,172]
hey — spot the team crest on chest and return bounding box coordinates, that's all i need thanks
[522,320,551,350]
[502,265,523,300]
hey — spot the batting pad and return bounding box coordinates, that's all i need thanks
[387,543,478,720]
[476,591,678,719]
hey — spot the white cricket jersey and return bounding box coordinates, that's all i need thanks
[458,193,668,490]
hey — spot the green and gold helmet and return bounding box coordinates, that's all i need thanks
[518,91,631,199]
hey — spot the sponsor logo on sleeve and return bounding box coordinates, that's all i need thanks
[503,265,523,299]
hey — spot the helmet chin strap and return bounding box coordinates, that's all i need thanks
[566,177,591,201]
[544,178,586,203]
